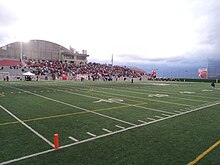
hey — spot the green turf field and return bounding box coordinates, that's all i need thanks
[0,80,219,165]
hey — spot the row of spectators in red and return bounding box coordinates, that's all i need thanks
[23,59,144,79]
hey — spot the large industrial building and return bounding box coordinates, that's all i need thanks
[0,40,89,65]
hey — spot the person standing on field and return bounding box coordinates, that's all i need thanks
[211,82,215,90]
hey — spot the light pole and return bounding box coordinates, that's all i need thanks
[20,41,23,61]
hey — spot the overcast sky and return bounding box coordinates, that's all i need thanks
[0,0,220,68]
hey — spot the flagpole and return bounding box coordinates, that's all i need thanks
[111,54,113,66]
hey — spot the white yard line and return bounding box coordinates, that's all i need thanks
[130,86,219,100]
[115,87,210,103]
[6,86,136,126]
[68,136,79,142]
[1,100,220,165]
[94,89,191,107]
[57,87,177,115]
[102,128,112,133]
[0,105,54,148]
[118,102,176,115]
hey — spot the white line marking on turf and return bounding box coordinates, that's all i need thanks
[161,114,171,117]
[147,117,155,121]
[6,86,136,126]
[115,125,125,129]
[174,111,182,113]
[155,116,163,119]
[102,128,112,133]
[94,89,191,107]
[179,110,187,112]
[87,132,96,137]
[138,120,147,123]
[0,105,54,148]
[2,100,220,165]
[68,136,79,142]
[47,86,177,116]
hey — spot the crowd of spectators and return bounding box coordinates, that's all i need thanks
[22,59,144,81]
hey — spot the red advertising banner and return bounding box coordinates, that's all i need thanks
[198,68,207,79]
[152,70,156,78]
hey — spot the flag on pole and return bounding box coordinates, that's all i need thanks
[111,54,113,66]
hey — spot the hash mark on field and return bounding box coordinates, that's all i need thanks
[138,120,147,123]
[179,109,187,112]
[115,125,125,129]
[87,132,96,137]
[155,116,163,119]
[68,136,79,142]
[161,114,171,117]
[147,117,155,121]
[102,128,112,133]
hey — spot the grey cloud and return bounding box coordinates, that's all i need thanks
[0,4,17,26]
[0,4,18,45]
[192,0,220,55]
[117,53,186,63]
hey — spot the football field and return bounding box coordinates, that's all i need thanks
[0,80,219,165]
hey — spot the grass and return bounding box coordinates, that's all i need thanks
[0,80,219,165]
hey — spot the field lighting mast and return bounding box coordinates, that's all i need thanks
[20,41,22,61]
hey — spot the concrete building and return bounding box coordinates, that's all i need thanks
[0,40,89,65]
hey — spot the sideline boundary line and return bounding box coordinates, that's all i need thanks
[187,140,220,165]
[1,100,220,165]
[0,105,54,148]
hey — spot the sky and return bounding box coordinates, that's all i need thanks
[0,0,220,71]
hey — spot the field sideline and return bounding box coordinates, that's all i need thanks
[0,80,219,165]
